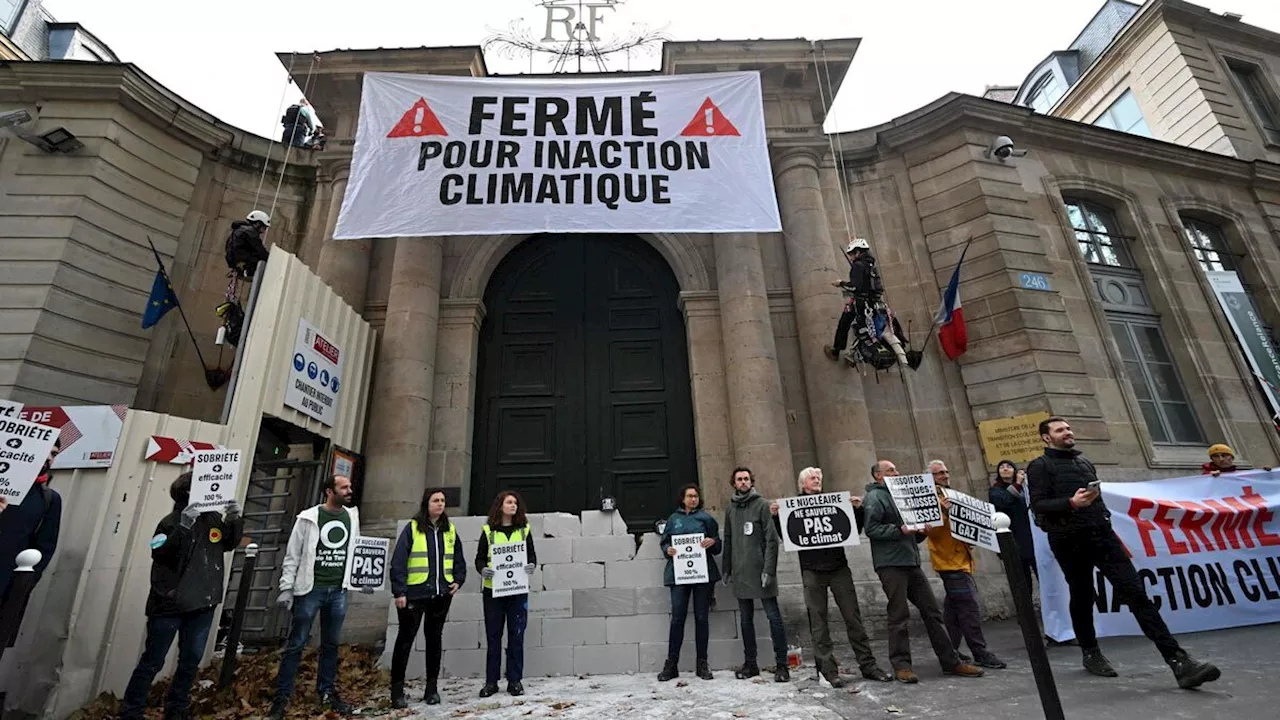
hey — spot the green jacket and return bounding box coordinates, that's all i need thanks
[861,481,924,569]
[722,489,779,599]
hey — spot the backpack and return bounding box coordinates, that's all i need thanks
[281,105,302,128]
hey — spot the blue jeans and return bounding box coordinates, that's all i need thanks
[738,596,787,665]
[274,587,347,701]
[119,608,215,719]
[483,591,528,684]
[668,583,713,662]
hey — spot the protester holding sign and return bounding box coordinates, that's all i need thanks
[863,460,984,683]
[475,491,537,698]
[923,461,1006,670]
[722,467,790,683]
[1028,417,1222,689]
[657,484,721,682]
[769,468,892,686]
[269,475,364,720]
[388,488,466,707]
[0,434,62,605]
[120,472,243,720]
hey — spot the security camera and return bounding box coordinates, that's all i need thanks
[0,109,32,129]
[986,135,1028,161]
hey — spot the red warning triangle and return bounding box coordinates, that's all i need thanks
[387,98,448,138]
[680,97,740,137]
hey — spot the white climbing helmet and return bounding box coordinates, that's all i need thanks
[845,237,870,253]
[246,210,271,227]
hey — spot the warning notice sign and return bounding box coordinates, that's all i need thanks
[336,71,781,238]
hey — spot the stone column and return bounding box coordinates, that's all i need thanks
[679,291,735,513]
[426,298,486,512]
[714,233,795,500]
[361,237,443,528]
[773,145,876,491]
[316,163,372,313]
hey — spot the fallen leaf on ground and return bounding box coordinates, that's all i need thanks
[549,701,576,710]
[886,706,903,714]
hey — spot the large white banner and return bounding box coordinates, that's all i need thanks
[1035,471,1280,641]
[336,71,782,238]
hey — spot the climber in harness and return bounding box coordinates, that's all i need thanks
[217,210,270,348]
[825,238,922,372]
[281,99,316,149]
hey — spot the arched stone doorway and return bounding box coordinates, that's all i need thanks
[470,234,698,529]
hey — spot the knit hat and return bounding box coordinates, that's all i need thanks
[1207,443,1234,457]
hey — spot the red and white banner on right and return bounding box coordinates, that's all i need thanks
[1033,471,1280,641]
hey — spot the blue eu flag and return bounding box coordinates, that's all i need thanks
[142,268,179,329]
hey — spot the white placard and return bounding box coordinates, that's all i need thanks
[344,536,391,591]
[778,491,861,552]
[336,71,781,238]
[191,449,241,511]
[0,399,23,419]
[941,488,1000,554]
[0,417,60,504]
[284,319,344,427]
[672,533,709,585]
[491,541,530,598]
[885,473,944,529]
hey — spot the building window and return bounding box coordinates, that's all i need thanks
[1182,218,1235,272]
[1093,90,1152,137]
[1228,61,1280,146]
[1064,199,1133,267]
[1027,73,1063,114]
[1,0,25,35]
[1108,320,1205,445]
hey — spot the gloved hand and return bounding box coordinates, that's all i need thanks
[482,568,496,580]
[224,501,242,519]
[276,590,293,611]
[180,504,202,529]
[525,563,537,576]
[761,573,772,588]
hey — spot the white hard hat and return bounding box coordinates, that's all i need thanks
[845,237,870,253]
[246,210,271,227]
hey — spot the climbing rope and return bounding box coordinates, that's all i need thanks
[254,52,298,209]
[811,40,856,244]
[268,53,321,220]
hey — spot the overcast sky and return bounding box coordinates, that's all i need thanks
[43,0,1280,139]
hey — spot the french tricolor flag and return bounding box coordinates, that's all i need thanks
[936,243,970,361]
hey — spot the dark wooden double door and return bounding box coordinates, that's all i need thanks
[470,235,696,529]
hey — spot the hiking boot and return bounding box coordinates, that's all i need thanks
[774,666,790,683]
[735,661,760,679]
[424,683,441,705]
[974,652,1007,669]
[1168,652,1221,689]
[861,667,893,682]
[658,658,679,682]
[266,700,288,720]
[823,672,846,688]
[319,691,352,715]
[943,663,984,678]
[1082,648,1118,678]
[894,668,919,684]
[696,659,713,681]
[390,690,408,710]
[479,683,499,698]
[507,680,524,696]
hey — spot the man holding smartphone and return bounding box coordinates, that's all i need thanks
[1027,417,1220,689]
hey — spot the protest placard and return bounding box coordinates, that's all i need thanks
[672,533,709,585]
[885,473,944,528]
[344,536,391,591]
[778,492,861,552]
[491,541,530,598]
[942,488,1000,553]
[0,416,60,504]
[0,399,23,419]
[191,449,242,511]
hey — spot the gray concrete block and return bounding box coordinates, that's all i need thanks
[537,536,574,565]
[530,566,545,592]
[543,562,605,590]
[639,642,682,673]
[605,613,672,644]
[451,516,487,542]
[635,585,672,615]
[541,617,607,646]
[640,639,743,672]
[528,590,573,618]
[574,644,639,675]
[441,620,482,650]
[605,558,666,588]
[581,509,628,536]
[440,648,486,678]
[447,591,485,622]
[524,617,543,648]
[713,582,737,609]
[542,512,582,538]
[637,532,664,560]
[572,534,636,563]
[524,646,577,677]
[527,513,545,538]
[572,588,636,617]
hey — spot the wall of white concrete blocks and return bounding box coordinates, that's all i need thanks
[379,511,1013,680]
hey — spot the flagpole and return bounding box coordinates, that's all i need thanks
[919,233,976,358]
[147,237,213,373]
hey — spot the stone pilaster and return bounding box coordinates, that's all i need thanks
[678,291,735,513]
[772,145,876,491]
[714,233,795,500]
[315,163,372,313]
[361,237,443,528]
[426,298,487,512]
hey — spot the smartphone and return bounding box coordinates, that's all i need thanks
[1087,480,1102,490]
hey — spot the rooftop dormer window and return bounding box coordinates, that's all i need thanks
[1026,73,1064,114]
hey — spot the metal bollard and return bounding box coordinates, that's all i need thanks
[218,543,259,689]
[0,549,42,662]
[994,512,1064,720]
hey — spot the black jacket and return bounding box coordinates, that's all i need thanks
[771,503,865,573]
[988,482,1035,561]
[146,503,244,616]
[225,221,269,271]
[1027,448,1110,534]
[390,518,468,600]
[845,253,882,298]
[0,480,60,600]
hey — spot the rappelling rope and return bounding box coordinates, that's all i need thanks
[254,52,297,209]
[810,40,856,247]
[268,53,321,220]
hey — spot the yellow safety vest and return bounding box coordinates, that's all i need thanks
[482,524,527,589]
[407,520,456,587]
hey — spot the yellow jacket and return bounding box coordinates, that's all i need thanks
[925,490,975,574]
